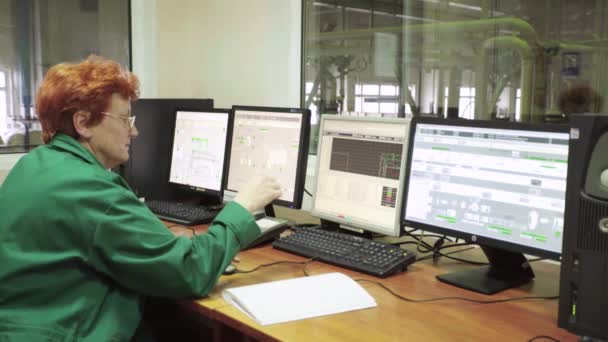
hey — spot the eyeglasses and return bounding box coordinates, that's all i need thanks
[101,112,136,129]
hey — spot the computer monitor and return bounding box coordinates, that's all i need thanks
[168,109,231,198]
[124,98,214,200]
[311,115,411,237]
[402,117,569,294]
[225,106,310,210]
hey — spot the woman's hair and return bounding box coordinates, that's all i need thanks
[558,85,603,116]
[35,55,139,143]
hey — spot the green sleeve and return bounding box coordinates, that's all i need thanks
[88,188,260,298]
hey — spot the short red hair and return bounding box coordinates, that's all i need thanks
[35,55,140,143]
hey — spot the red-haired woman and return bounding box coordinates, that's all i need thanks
[0,56,280,341]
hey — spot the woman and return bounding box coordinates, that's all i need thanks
[0,55,280,341]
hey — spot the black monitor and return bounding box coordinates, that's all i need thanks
[124,98,214,200]
[224,106,310,210]
[310,115,411,237]
[167,109,231,199]
[402,117,570,294]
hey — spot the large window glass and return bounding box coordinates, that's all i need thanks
[0,0,130,153]
[303,0,608,153]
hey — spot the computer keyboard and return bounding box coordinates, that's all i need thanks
[145,200,220,226]
[272,227,416,278]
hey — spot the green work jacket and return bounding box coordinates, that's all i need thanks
[0,134,260,341]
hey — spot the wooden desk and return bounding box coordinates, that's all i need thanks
[165,222,576,341]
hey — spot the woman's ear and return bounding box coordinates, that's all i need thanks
[73,110,93,139]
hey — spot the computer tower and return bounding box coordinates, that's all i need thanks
[558,114,608,340]
[121,98,214,201]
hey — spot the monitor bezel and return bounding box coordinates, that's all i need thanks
[401,116,570,260]
[310,115,411,237]
[166,108,232,198]
[224,105,310,209]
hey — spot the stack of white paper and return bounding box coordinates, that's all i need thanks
[222,272,377,326]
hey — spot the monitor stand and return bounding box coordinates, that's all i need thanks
[436,245,535,295]
[319,219,374,239]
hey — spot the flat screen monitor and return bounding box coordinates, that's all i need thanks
[124,98,214,200]
[311,115,410,237]
[225,106,310,209]
[402,117,569,294]
[168,110,231,197]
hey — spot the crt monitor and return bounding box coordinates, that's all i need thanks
[225,106,310,209]
[168,109,231,199]
[402,117,569,294]
[311,115,410,237]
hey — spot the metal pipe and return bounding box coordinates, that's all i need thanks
[477,36,534,121]
[311,17,538,43]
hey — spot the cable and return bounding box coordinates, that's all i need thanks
[528,258,547,263]
[354,279,558,304]
[415,246,477,262]
[302,258,317,276]
[528,335,560,342]
[304,188,313,197]
[234,258,315,274]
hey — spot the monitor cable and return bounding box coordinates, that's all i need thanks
[527,335,560,342]
[233,258,316,277]
[354,278,558,304]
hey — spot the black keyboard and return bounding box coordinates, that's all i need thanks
[272,227,416,278]
[146,200,220,226]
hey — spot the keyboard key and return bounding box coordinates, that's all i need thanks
[146,200,219,226]
[272,227,416,278]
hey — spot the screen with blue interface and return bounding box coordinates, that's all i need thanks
[169,111,229,192]
[404,122,569,254]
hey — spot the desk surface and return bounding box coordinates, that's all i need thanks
[167,223,576,342]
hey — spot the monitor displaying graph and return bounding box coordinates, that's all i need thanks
[311,116,410,237]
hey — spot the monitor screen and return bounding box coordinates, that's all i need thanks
[168,110,230,194]
[124,98,214,200]
[225,106,310,208]
[311,116,410,237]
[402,117,569,293]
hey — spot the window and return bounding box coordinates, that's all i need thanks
[354,83,414,117]
[0,69,8,126]
[0,0,131,153]
[303,0,606,152]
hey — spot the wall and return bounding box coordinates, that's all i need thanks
[130,0,313,210]
[132,0,302,109]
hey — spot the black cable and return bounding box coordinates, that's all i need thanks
[528,258,546,263]
[416,246,476,262]
[355,279,558,304]
[234,258,315,274]
[528,335,560,342]
[302,258,317,276]
[304,188,313,197]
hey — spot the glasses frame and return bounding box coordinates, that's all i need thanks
[101,111,136,128]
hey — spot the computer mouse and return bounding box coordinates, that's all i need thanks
[223,264,237,275]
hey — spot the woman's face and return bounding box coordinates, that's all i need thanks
[88,93,138,169]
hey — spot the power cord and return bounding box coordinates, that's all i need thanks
[234,258,316,276]
[304,188,313,197]
[166,223,198,236]
[354,278,558,304]
[528,335,560,342]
